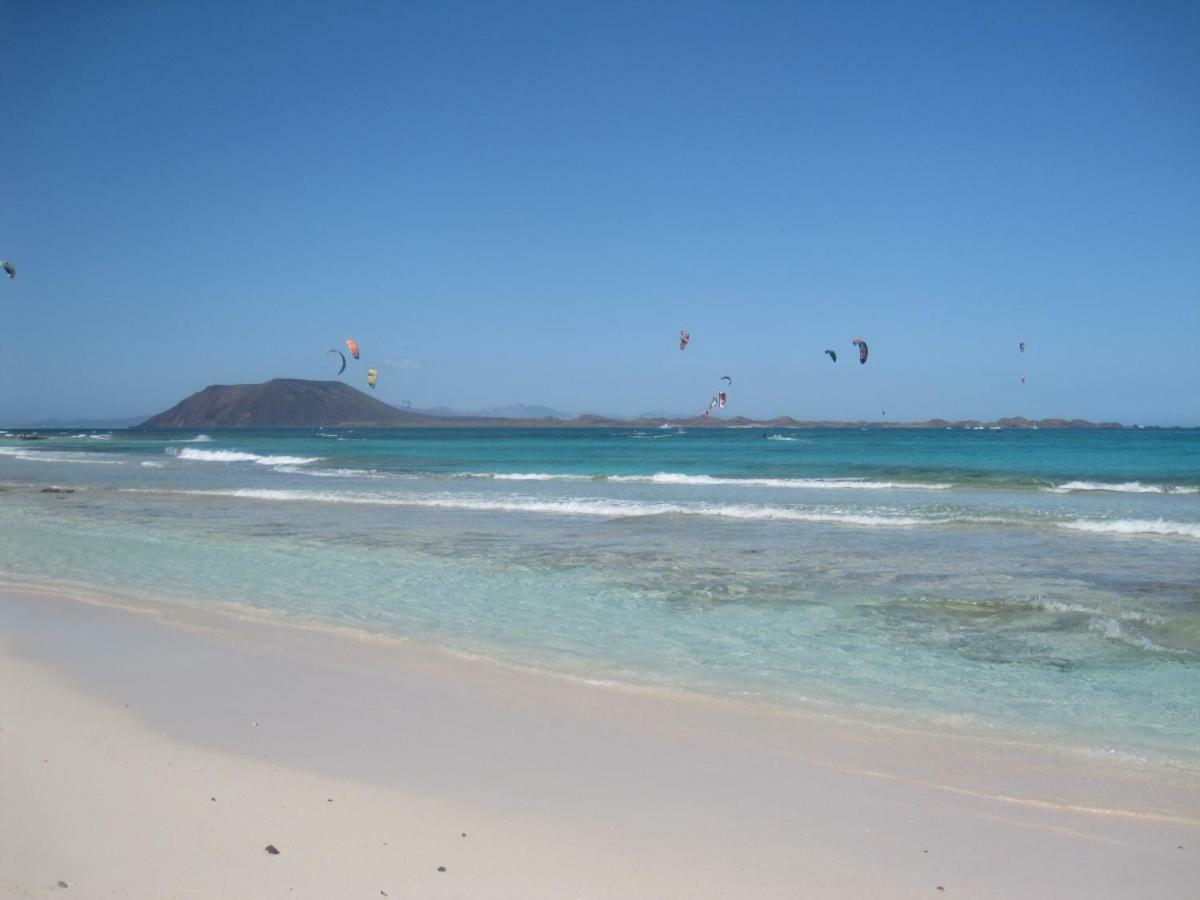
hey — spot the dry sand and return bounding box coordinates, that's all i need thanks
[1,584,1197,898]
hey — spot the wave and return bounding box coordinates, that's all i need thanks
[765,435,812,443]
[253,465,954,493]
[1045,481,1198,495]
[149,487,934,527]
[253,464,950,491]
[274,465,396,479]
[168,448,322,466]
[1060,518,1200,540]
[140,461,164,468]
[0,447,123,465]
[610,473,953,491]
[460,472,594,482]
[450,471,952,491]
[917,595,1176,656]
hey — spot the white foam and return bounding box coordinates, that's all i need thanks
[150,487,934,527]
[448,471,951,490]
[1019,597,1163,625]
[1060,518,1200,540]
[168,448,322,466]
[1087,617,1177,655]
[0,447,123,465]
[1044,481,1198,495]
[461,472,594,481]
[607,473,953,491]
[140,461,164,468]
[274,466,395,479]
[1045,481,1166,494]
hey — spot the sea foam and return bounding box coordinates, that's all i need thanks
[168,448,321,466]
[151,487,934,527]
[1060,518,1200,540]
[0,447,123,465]
[456,471,952,490]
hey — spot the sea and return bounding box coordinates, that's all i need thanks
[2,425,1198,767]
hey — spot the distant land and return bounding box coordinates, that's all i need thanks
[419,402,573,420]
[126,378,1168,431]
[7,415,150,429]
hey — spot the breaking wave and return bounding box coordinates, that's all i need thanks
[168,448,322,466]
[145,487,935,527]
[1045,481,1199,495]
[1060,519,1200,540]
[0,447,123,465]
[609,473,953,490]
[454,472,952,490]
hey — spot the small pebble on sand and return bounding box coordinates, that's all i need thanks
[437,866,446,873]
[265,845,280,855]
[57,882,68,889]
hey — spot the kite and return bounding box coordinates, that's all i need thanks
[367,368,378,389]
[852,338,869,365]
[346,338,360,359]
[1020,342,1026,352]
[720,376,732,385]
[679,330,690,350]
[825,350,837,363]
[1,260,14,279]
[328,349,347,375]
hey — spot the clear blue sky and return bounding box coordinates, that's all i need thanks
[2,0,1197,424]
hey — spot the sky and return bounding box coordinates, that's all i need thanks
[1,0,1198,424]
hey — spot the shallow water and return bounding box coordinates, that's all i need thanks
[2,426,1198,765]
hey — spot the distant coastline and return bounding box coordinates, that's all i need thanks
[6,378,1188,431]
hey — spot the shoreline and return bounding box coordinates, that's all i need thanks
[5,573,1198,779]
[2,583,1198,898]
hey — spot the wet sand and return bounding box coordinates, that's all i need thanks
[1,584,1197,898]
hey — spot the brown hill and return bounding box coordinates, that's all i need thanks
[139,379,431,428]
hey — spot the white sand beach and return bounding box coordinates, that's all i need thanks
[1,584,1197,899]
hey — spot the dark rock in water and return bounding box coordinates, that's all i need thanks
[265,845,280,855]
[40,487,75,493]
[437,866,446,873]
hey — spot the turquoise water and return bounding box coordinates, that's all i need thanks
[2,426,1198,765]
